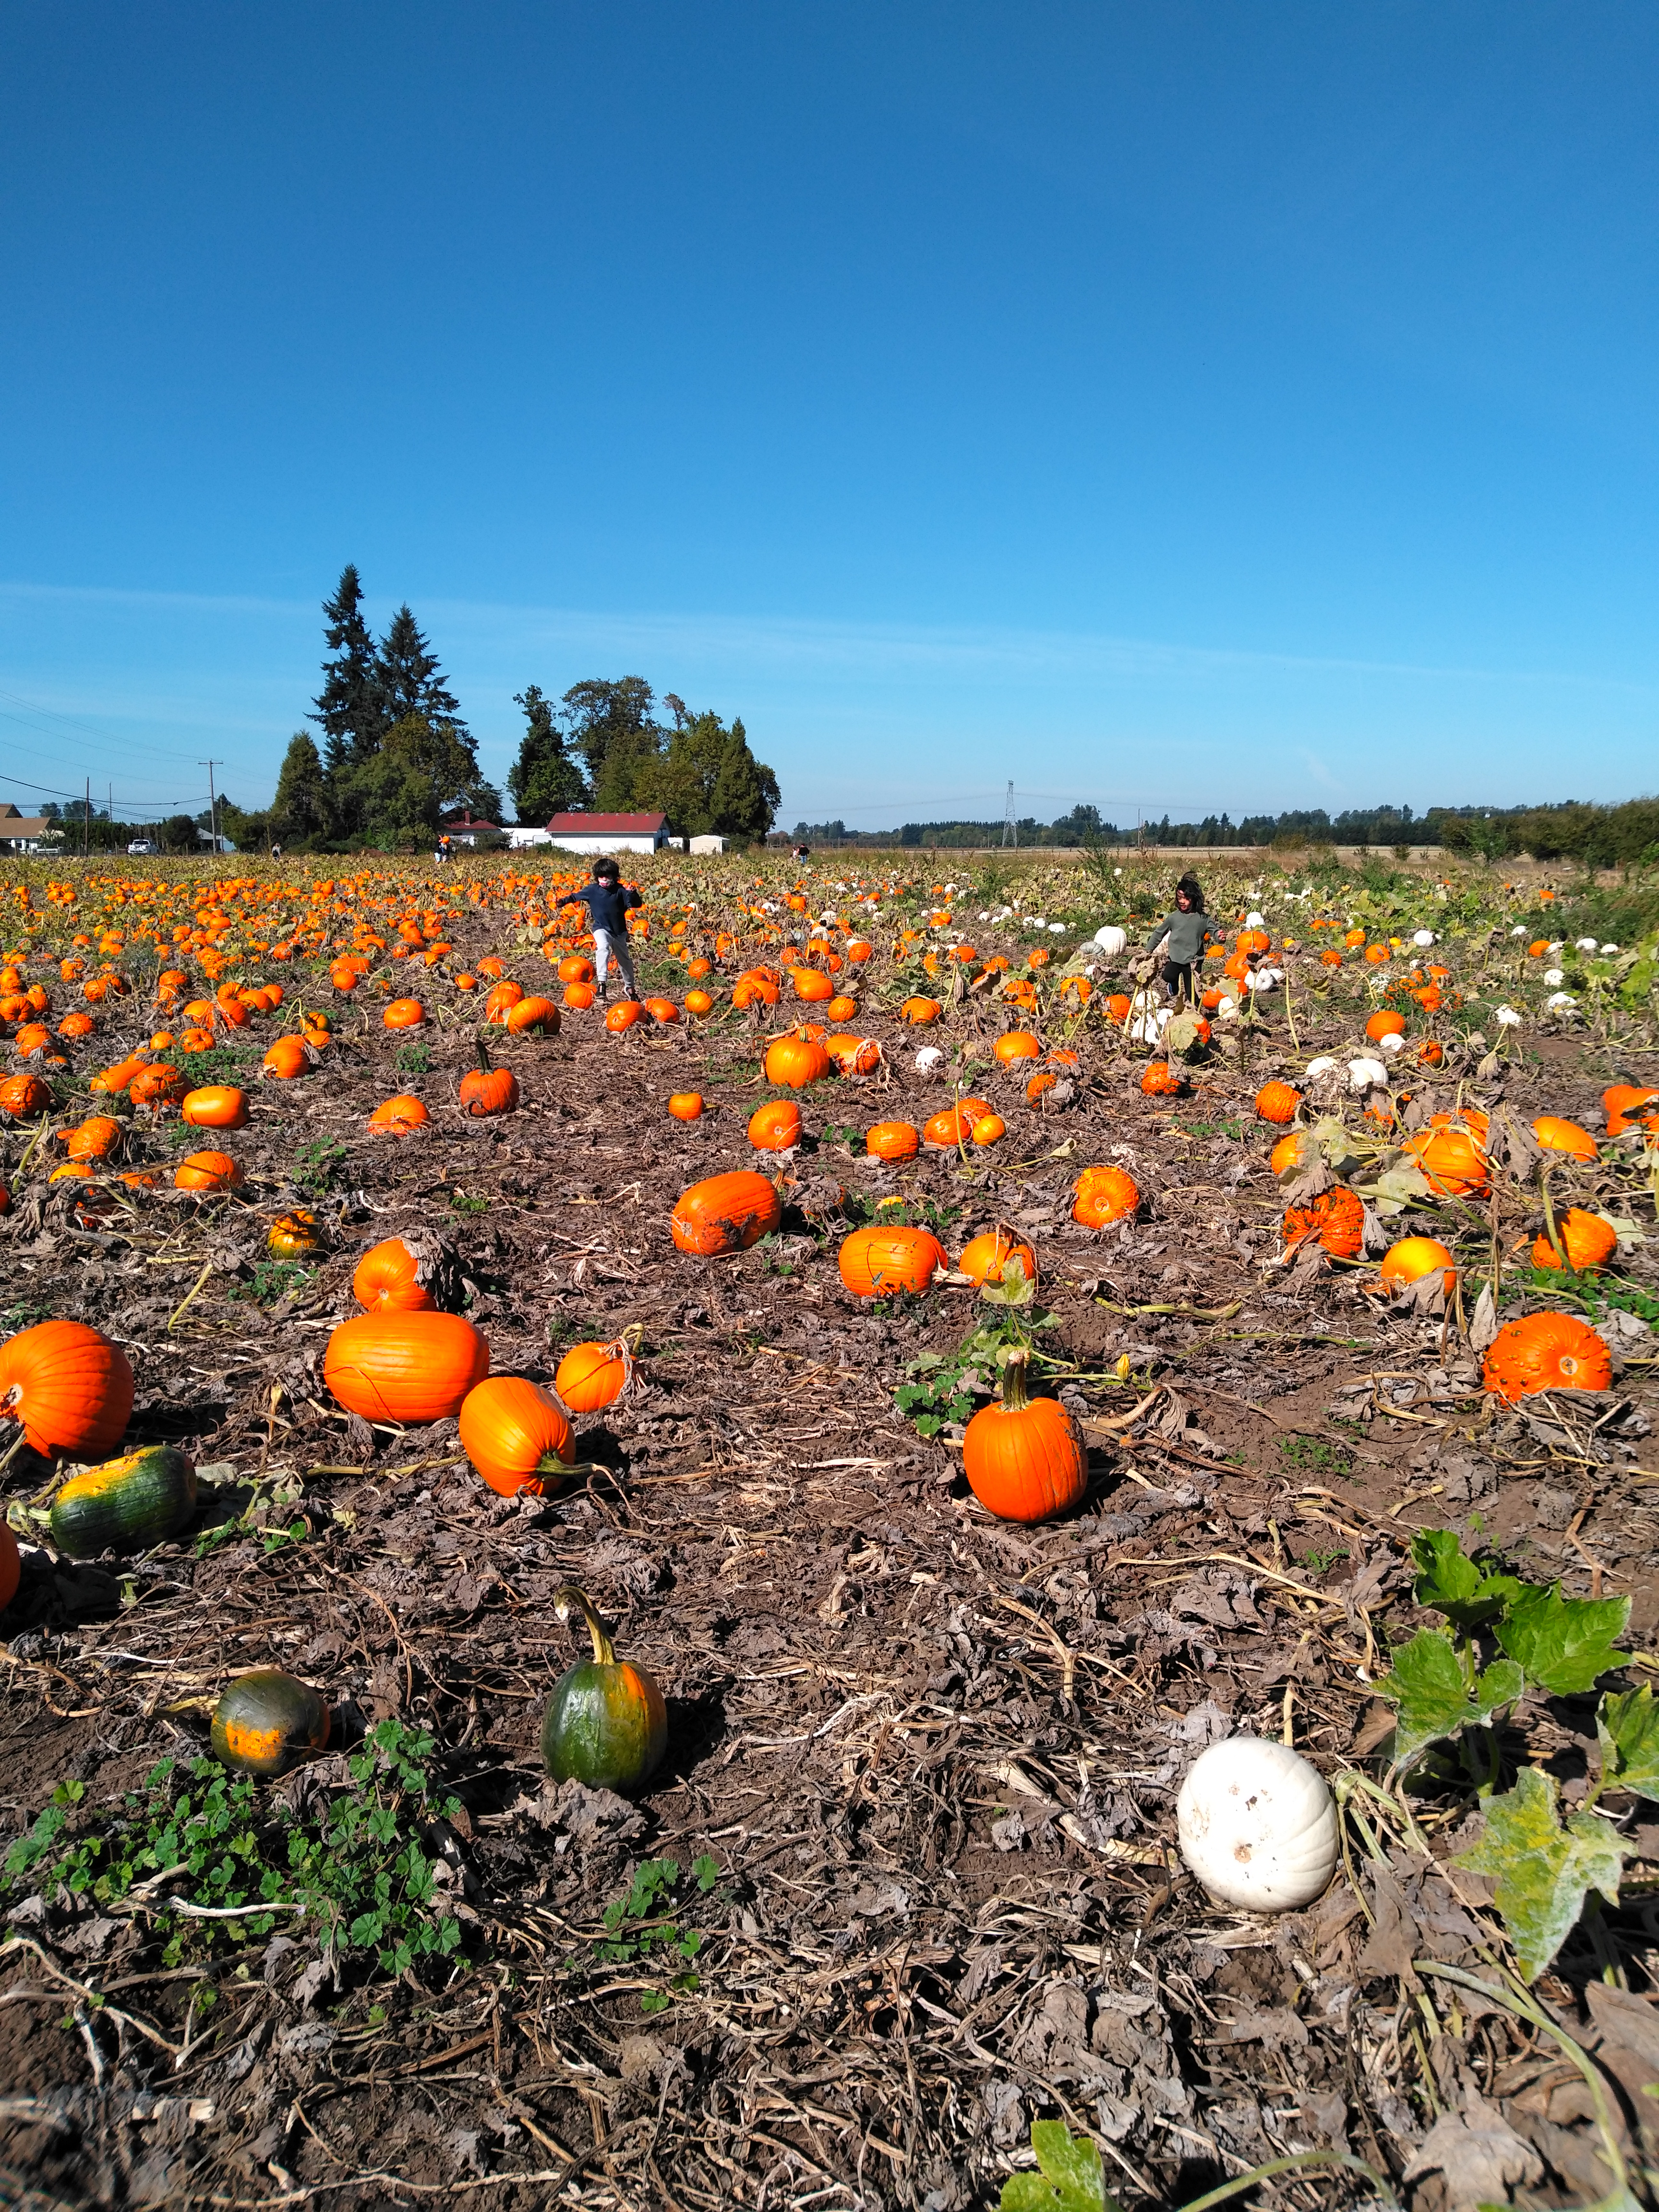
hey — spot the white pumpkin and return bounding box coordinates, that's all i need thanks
[1093,925,1128,957]
[1304,1056,1338,1080]
[1346,1056,1388,1090]
[1177,1737,1338,1912]
[1246,910,1265,927]
[1377,1031,1404,1054]
[1412,929,1436,947]
[914,1046,945,1074]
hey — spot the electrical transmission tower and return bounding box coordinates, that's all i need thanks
[1001,781,1016,848]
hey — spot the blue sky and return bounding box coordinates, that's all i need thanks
[2,5,1656,828]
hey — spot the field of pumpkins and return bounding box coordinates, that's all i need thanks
[0,847,1657,2209]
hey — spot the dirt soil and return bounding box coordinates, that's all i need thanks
[2,894,1658,2211]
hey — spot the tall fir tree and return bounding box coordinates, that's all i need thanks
[508,686,588,821]
[376,605,466,732]
[268,733,334,847]
[309,564,385,772]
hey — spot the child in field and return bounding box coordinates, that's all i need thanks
[1144,873,1220,1006]
[568,857,643,999]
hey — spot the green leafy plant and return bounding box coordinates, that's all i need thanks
[393,1042,431,1074]
[449,1189,490,1215]
[294,1136,349,1195]
[1277,1434,1352,1479]
[230,1259,312,1306]
[1,1719,466,1978]
[593,1853,720,2012]
[176,1045,259,1085]
[1376,1527,1642,1978]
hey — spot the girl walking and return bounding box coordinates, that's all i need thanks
[1145,873,1220,1007]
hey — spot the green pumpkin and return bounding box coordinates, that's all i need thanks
[211,1668,331,1778]
[541,1586,667,1795]
[48,1444,197,1560]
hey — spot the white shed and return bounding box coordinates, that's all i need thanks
[687,833,726,855]
[546,811,672,855]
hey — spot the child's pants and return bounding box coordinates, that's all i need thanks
[1163,960,1194,1005]
[593,928,636,995]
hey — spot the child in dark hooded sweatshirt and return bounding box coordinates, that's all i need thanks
[567,857,643,1000]
[1145,873,1220,1007]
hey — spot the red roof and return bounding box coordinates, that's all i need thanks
[547,812,667,834]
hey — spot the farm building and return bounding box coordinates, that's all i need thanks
[545,811,672,855]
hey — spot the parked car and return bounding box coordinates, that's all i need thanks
[127,839,157,856]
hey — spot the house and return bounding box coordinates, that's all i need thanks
[687,833,726,855]
[504,825,553,849]
[546,810,672,855]
[0,803,57,853]
[438,811,503,849]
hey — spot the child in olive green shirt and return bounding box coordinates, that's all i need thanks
[1145,873,1220,1006]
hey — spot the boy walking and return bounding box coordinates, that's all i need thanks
[568,857,643,999]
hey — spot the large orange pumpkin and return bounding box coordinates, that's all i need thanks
[175,1150,243,1192]
[458,1377,574,1497]
[555,1334,637,1413]
[1379,1236,1455,1296]
[837,1225,948,1297]
[0,1319,134,1461]
[324,1311,490,1423]
[670,1171,783,1255]
[1405,1119,1489,1197]
[1254,1082,1299,1125]
[962,1350,1086,1524]
[1072,1166,1140,1228]
[368,1094,429,1135]
[1483,1312,1611,1401]
[1531,1115,1597,1162]
[182,1085,248,1129]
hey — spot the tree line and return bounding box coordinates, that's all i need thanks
[788,798,1659,866]
[225,566,781,853]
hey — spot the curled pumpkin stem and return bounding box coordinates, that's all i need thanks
[998,1346,1034,1413]
[553,1583,616,1668]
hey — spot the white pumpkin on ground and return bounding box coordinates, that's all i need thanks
[1177,1737,1338,1911]
[1093,925,1128,956]
[1347,1056,1388,1089]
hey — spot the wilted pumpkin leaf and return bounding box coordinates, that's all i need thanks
[1455,1765,1632,1981]
[1378,1628,1523,1767]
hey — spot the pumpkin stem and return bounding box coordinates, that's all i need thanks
[1539,1168,1566,1270]
[553,1583,616,1668]
[473,1030,494,1074]
[998,1347,1033,1413]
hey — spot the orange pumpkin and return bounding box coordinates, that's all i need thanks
[898,996,942,1024]
[866,1120,920,1161]
[764,1029,832,1087]
[923,1106,973,1149]
[1483,1311,1611,1401]
[175,1150,243,1192]
[1269,1130,1316,1178]
[962,1349,1086,1525]
[1531,1116,1597,1162]
[684,989,715,1018]
[555,1334,637,1413]
[605,1000,645,1033]
[670,1171,783,1255]
[564,982,598,1010]
[558,955,595,984]
[1603,1085,1659,1133]
[1071,1166,1140,1228]
[368,1094,429,1136]
[1282,1186,1365,1259]
[262,1036,312,1080]
[63,1116,122,1162]
[458,1377,574,1497]
[505,995,561,1035]
[1379,1236,1456,1296]
[667,1092,704,1121]
[459,1042,519,1117]
[972,1113,1007,1146]
[748,1099,803,1151]
[1405,1119,1489,1197]
[1533,1207,1619,1273]
[383,998,426,1029]
[324,1311,490,1424]
[1254,1081,1299,1125]
[958,1227,1037,1286]
[182,1085,249,1129]
[824,1033,882,1075]
[0,1072,52,1117]
[1365,1010,1407,1042]
[0,1319,134,1461]
[825,994,858,1024]
[993,1031,1042,1064]
[1141,1062,1183,1097]
[353,1238,435,1314]
[837,1225,948,1297]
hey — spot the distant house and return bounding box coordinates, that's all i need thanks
[0,804,57,854]
[687,833,726,855]
[546,810,672,856]
[438,811,504,849]
[504,825,553,849]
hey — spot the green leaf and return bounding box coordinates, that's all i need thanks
[1496,1583,1630,1695]
[999,2122,1117,2212]
[1455,1765,1633,1981]
[1377,1629,1524,1766]
[1409,1528,1522,1631]
[1597,1685,1659,1802]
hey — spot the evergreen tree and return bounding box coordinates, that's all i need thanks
[507,685,588,821]
[269,733,334,848]
[310,564,385,772]
[334,714,500,850]
[376,605,465,732]
[708,718,780,842]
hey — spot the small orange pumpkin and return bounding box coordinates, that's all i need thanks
[353,1238,434,1314]
[763,1029,832,1087]
[1379,1236,1455,1296]
[668,1092,704,1121]
[958,1226,1037,1286]
[1533,1208,1619,1273]
[1254,1081,1299,1125]
[1283,1186,1365,1260]
[670,1171,783,1255]
[182,1085,249,1129]
[383,998,426,1030]
[555,1333,637,1413]
[866,1120,920,1161]
[1072,1166,1140,1228]
[458,1376,574,1497]
[1141,1062,1183,1097]
[962,1348,1086,1525]
[1531,1115,1597,1162]
[175,1150,243,1192]
[368,1094,429,1136]
[837,1224,948,1297]
[748,1099,803,1151]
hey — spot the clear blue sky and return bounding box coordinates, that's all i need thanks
[2,4,1656,829]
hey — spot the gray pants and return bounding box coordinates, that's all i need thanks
[593,926,636,995]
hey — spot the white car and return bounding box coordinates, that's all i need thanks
[126,839,156,855]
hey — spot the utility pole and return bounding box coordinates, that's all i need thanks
[1001,781,1017,849]
[199,760,222,857]
[84,778,90,858]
